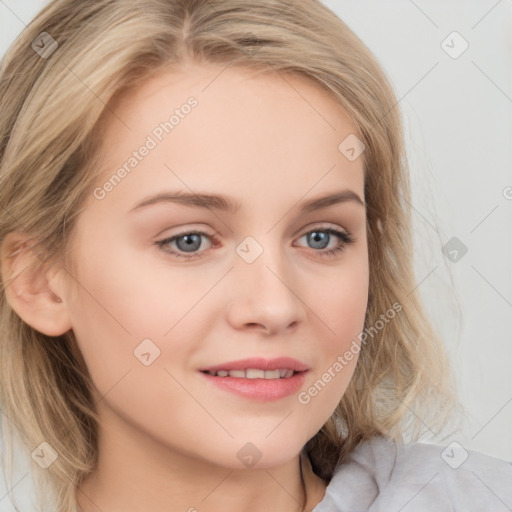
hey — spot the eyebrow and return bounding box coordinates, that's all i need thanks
[129,189,365,214]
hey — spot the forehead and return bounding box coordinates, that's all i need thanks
[91,62,365,211]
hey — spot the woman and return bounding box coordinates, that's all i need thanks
[0,1,510,511]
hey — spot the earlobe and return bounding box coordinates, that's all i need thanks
[0,232,72,336]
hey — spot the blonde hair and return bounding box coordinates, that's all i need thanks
[0,0,459,510]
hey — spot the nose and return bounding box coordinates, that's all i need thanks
[225,241,307,336]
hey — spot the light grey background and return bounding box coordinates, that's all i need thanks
[0,2,511,504]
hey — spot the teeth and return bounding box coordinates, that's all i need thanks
[246,369,265,379]
[208,369,296,379]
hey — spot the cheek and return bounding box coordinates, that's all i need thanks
[312,255,369,349]
[64,240,223,397]
[64,257,216,454]
[67,238,197,337]
[295,259,368,427]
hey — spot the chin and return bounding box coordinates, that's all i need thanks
[197,435,308,471]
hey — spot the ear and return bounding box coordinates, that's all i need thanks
[0,232,72,336]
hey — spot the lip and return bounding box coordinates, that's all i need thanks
[199,357,309,373]
[199,357,309,401]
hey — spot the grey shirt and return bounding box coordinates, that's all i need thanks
[312,437,512,511]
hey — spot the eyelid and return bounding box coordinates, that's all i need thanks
[296,221,349,236]
[295,221,355,241]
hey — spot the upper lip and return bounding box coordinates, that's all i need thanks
[199,357,309,373]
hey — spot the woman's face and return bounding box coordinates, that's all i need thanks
[59,62,369,469]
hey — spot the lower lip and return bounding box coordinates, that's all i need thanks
[200,371,308,401]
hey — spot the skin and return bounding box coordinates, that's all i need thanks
[3,62,369,511]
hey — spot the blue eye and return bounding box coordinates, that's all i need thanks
[295,228,355,258]
[156,230,215,259]
[156,227,355,260]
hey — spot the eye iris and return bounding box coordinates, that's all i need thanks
[176,234,202,252]
[308,231,329,249]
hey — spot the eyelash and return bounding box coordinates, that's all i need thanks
[155,227,355,261]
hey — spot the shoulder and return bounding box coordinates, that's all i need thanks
[313,437,512,512]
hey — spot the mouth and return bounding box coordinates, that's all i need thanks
[201,368,299,379]
[199,356,309,376]
[198,357,309,400]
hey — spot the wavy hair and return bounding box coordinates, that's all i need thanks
[0,1,458,510]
